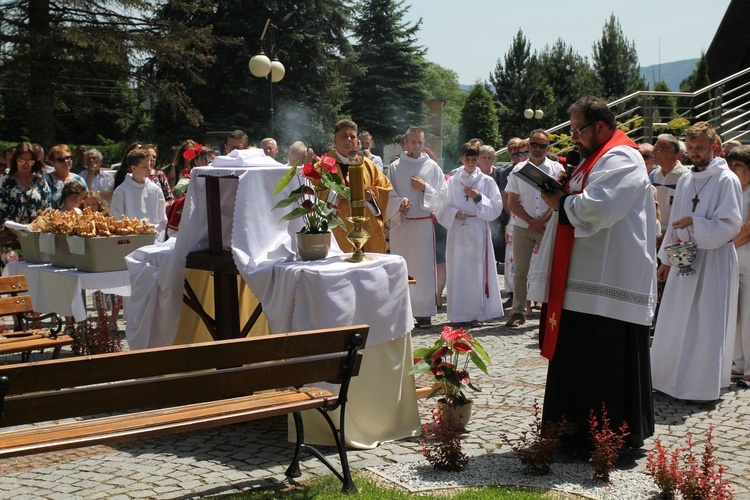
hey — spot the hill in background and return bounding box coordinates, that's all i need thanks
[641,58,699,91]
[461,58,699,94]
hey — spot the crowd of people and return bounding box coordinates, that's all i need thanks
[2,94,749,459]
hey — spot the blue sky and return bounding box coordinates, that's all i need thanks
[402,0,731,84]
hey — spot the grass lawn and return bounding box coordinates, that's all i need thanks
[215,471,557,499]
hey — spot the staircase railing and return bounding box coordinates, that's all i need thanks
[497,66,750,156]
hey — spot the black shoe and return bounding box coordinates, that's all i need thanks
[415,317,432,328]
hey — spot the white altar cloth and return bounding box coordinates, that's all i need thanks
[124,159,421,448]
[4,262,130,322]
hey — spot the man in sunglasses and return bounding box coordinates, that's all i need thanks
[533,95,657,457]
[639,143,657,173]
[505,130,563,327]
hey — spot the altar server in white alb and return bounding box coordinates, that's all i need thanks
[651,121,742,402]
[436,142,504,326]
[110,148,167,243]
[387,126,447,328]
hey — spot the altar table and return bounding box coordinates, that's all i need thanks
[3,261,130,322]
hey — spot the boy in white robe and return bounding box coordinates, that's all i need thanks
[110,148,167,243]
[651,122,742,402]
[436,142,503,326]
[387,127,447,327]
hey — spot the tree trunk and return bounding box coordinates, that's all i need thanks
[28,0,56,148]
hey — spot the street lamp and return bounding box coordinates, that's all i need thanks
[524,108,544,120]
[249,19,285,135]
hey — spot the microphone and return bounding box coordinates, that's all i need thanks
[565,150,581,176]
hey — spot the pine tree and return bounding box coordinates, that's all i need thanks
[347,0,428,145]
[151,0,357,150]
[460,84,500,148]
[652,80,677,122]
[679,53,711,117]
[489,29,549,142]
[0,0,221,146]
[538,39,600,126]
[592,14,646,100]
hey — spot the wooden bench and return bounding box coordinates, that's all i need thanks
[0,324,368,492]
[0,275,71,362]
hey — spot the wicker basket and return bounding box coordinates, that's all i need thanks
[17,231,50,264]
[68,234,155,273]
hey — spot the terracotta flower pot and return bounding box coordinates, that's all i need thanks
[296,232,331,261]
[438,399,473,431]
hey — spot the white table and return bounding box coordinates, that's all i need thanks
[3,262,130,322]
[126,156,420,449]
[257,253,421,449]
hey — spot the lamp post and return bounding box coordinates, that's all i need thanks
[249,19,285,136]
[524,108,544,120]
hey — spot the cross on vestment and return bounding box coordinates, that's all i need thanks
[548,312,558,331]
[692,194,699,212]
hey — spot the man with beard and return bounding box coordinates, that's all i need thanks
[532,96,657,457]
[387,126,447,328]
[316,119,392,253]
[651,122,742,402]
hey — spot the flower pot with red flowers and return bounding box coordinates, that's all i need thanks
[409,326,491,431]
[273,156,350,260]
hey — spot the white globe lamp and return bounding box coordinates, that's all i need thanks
[249,50,271,78]
[524,108,534,119]
[534,109,544,120]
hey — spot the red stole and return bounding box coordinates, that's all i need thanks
[540,130,638,360]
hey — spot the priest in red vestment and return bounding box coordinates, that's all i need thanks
[534,96,657,457]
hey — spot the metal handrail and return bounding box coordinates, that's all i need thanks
[496,66,750,156]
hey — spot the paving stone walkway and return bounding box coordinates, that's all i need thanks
[1,282,749,499]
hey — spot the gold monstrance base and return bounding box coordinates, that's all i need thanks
[346,215,371,262]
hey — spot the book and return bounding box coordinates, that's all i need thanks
[512,162,563,192]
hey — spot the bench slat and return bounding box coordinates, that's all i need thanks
[0,295,35,316]
[0,275,27,294]
[2,354,361,427]
[0,335,74,356]
[0,388,336,459]
[0,325,369,395]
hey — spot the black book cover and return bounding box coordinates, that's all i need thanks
[512,162,563,192]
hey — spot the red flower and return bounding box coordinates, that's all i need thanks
[456,370,470,386]
[431,345,451,363]
[321,155,338,173]
[453,340,473,353]
[182,143,202,160]
[301,162,321,180]
[442,326,469,343]
[301,199,315,213]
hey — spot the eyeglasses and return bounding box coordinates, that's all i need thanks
[570,122,593,136]
[514,151,530,157]
[54,155,73,163]
[653,147,674,154]
[641,154,655,160]
[529,142,549,149]
[17,159,36,165]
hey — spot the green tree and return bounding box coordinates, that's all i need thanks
[652,80,677,122]
[347,0,427,145]
[421,62,465,167]
[151,0,357,151]
[460,84,500,148]
[679,53,711,117]
[592,14,646,100]
[489,29,551,142]
[0,0,221,147]
[538,39,600,125]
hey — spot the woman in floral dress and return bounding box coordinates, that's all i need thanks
[0,142,52,225]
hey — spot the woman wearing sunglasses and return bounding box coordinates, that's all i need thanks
[0,143,52,248]
[44,144,86,208]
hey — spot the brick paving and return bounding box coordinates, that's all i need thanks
[1,279,749,499]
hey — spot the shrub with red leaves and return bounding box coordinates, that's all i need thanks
[501,399,566,476]
[588,402,630,481]
[420,406,469,471]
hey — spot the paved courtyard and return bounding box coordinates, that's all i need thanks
[1,280,749,499]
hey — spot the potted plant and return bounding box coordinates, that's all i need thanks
[273,156,350,260]
[409,326,491,430]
